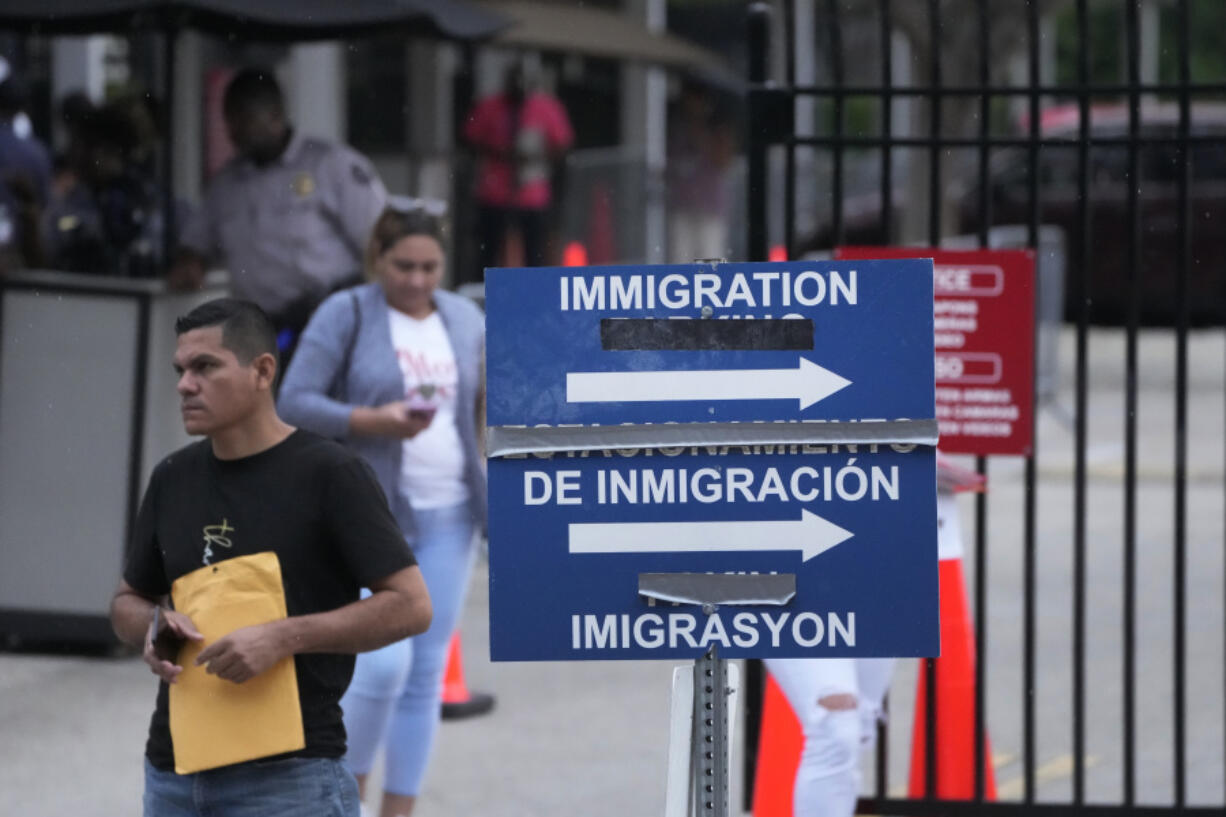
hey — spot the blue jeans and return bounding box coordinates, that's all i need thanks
[341,501,477,796]
[143,756,359,816]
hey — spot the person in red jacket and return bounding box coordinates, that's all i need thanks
[463,64,573,273]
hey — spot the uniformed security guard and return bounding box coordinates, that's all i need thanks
[170,68,387,363]
[0,66,52,271]
[0,66,52,210]
[42,102,163,277]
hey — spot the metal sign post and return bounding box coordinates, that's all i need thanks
[692,643,729,817]
[646,573,789,817]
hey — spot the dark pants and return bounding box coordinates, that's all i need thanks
[476,205,549,275]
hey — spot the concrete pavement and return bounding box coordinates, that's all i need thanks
[0,564,701,817]
[2,325,1223,815]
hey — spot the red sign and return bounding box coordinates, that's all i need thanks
[835,247,1035,456]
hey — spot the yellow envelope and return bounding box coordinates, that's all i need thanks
[168,551,305,774]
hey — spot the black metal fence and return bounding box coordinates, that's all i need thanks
[743,1,1226,815]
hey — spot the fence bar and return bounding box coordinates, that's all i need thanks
[972,0,992,804]
[921,0,942,802]
[784,0,796,90]
[1124,0,1142,806]
[784,81,1226,96]
[783,0,795,258]
[828,0,845,248]
[974,453,990,788]
[746,2,770,265]
[925,0,942,276]
[974,0,992,247]
[1073,0,1113,799]
[741,6,771,810]
[1173,0,1191,807]
[879,0,893,245]
[875,1,895,796]
[1025,0,1043,804]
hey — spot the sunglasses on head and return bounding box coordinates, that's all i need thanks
[387,195,448,217]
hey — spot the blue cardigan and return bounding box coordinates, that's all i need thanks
[278,282,487,542]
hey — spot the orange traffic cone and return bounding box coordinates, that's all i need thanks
[562,240,588,267]
[751,673,804,817]
[440,633,495,720]
[907,556,996,799]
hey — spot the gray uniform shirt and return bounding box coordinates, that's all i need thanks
[180,131,387,317]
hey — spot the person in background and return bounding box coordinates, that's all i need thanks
[0,64,52,207]
[666,81,735,263]
[463,63,573,272]
[762,657,895,817]
[111,297,432,817]
[0,63,53,272]
[278,205,487,817]
[761,458,983,817]
[171,68,386,365]
[41,100,165,276]
[0,161,44,274]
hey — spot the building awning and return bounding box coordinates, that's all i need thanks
[477,0,732,80]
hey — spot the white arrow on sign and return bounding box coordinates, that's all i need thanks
[566,357,852,410]
[568,509,854,563]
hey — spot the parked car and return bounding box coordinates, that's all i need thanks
[800,103,1226,325]
[957,103,1226,325]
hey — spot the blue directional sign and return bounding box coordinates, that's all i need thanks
[485,261,939,661]
[488,444,937,661]
[485,260,935,427]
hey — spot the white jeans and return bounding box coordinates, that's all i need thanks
[763,658,895,817]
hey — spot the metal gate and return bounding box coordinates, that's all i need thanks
[743,1,1226,815]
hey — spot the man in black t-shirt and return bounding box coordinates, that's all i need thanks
[110,298,432,817]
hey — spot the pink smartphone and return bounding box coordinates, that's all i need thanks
[406,388,438,421]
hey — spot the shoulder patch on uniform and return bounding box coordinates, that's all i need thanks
[350,163,372,185]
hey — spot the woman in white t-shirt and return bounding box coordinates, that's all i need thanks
[280,205,487,817]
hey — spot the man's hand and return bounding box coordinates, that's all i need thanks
[195,620,290,684]
[144,608,203,684]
